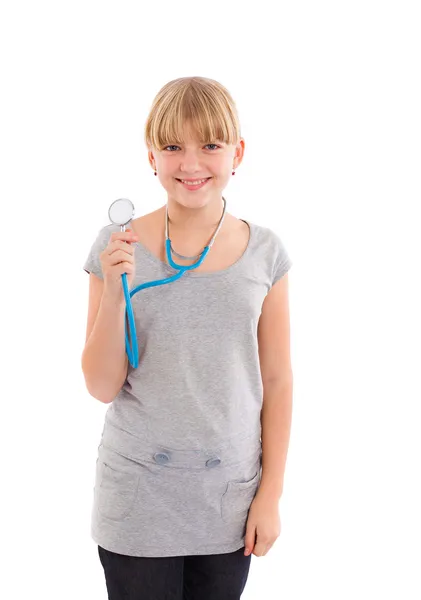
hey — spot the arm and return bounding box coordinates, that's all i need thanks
[257,273,293,500]
[81,273,129,404]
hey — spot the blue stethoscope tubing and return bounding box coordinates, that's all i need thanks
[121,233,210,369]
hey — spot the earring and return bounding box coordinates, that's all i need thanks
[232,170,236,175]
[154,170,157,176]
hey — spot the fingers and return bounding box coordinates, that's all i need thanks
[99,228,139,289]
[107,240,136,256]
[244,524,256,556]
[245,523,276,557]
[110,229,138,246]
[252,542,271,557]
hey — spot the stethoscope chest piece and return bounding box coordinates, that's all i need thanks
[108,198,135,230]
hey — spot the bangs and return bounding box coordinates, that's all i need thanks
[144,77,241,150]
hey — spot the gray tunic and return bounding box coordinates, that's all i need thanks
[83,218,292,557]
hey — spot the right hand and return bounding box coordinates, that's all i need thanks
[100,229,138,296]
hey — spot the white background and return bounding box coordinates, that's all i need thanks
[1,1,420,598]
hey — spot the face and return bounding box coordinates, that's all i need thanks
[148,122,245,209]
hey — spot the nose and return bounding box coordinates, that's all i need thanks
[179,149,203,174]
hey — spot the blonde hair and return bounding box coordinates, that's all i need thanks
[144,76,241,150]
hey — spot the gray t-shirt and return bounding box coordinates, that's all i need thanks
[83,217,292,557]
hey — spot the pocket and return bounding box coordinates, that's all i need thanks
[95,459,140,521]
[220,470,260,523]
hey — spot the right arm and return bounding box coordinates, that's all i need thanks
[81,228,137,403]
[81,276,129,403]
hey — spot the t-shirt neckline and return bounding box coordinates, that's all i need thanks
[134,219,254,278]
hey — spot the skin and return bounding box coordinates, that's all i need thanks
[147,120,245,230]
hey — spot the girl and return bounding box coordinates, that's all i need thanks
[82,76,293,600]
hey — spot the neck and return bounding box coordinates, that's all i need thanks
[165,196,225,230]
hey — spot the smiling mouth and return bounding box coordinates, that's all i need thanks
[175,177,213,191]
[176,177,212,183]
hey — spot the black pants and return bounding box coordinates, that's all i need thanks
[98,544,252,600]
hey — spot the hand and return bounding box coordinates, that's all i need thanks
[100,229,138,295]
[244,490,281,557]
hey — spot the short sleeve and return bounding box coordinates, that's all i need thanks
[83,225,114,280]
[272,234,293,286]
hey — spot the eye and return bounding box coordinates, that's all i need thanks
[162,143,221,152]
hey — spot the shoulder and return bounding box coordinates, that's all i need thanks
[92,222,121,248]
[247,220,290,259]
[249,221,281,246]
[246,220,293,287]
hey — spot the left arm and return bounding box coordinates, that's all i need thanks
[257,273,293,501]
[244,272,293,556]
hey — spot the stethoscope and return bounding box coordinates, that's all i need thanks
[108,197,227,368]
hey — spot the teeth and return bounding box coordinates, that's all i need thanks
[180,178,208,185]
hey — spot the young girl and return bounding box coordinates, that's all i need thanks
[82,76,293,600]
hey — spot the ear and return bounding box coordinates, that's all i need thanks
[148,149,156,169]
[234,138,245,169]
